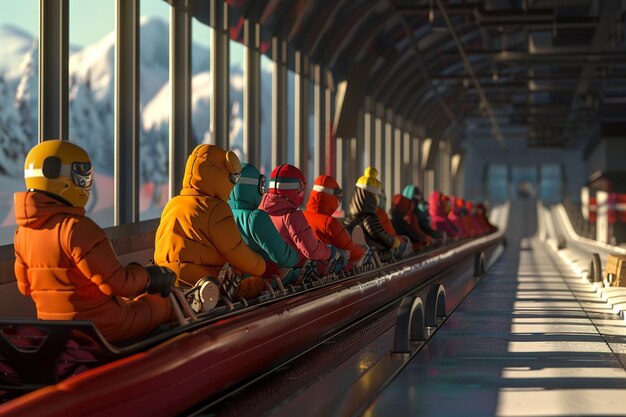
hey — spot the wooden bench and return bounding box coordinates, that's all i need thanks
[0,219,160,318]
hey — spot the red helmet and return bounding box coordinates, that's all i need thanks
[268,164,307,206]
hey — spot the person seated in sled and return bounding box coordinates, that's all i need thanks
[447,195,469,238]
[428,191,461,239]
[376,189,397,236]
[154,145,281,292]
[260,164,347,276]
[390,194,428,250]
[303,175,366,268]
[402,185,440,241]
[344,167,409,261]
[228,163,301,295]
[461,199,480,238]
[476,203,497,234]
[14,140,175,342]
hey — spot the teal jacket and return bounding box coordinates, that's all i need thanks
[402,185,440,238]
[228,164,300,269]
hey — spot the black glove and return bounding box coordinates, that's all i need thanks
[145,265,175,297]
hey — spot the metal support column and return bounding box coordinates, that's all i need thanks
[169,0,192,198]
[384,109,394,202]
[394,115,403,196]
[39,0,68,141]
[271,37,287,167]
[363,97,373,171]
[374,103,384,174]
[355,107,365,178]
[114,0,140,224]
[294,51,309,172]
[210,0,229,149]
[243,17,260,167]
[312,64,326,178]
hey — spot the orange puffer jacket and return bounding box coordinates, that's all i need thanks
[13,191,172,341]
[304,176,365,262]
[154,145,266,286]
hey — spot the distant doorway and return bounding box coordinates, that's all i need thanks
[512,165,538,199]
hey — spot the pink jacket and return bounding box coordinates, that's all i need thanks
[428,191,460,238]
[447,196,467,238]
[260,193,331,261]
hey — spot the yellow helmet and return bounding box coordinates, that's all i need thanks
[24,140,93,208]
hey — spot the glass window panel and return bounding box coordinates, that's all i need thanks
[0,0,39,244]
[139,0,170,220]
[69,0,114,227]
[487,164,508,202]
[259,54,273,175]
[229,40,244,159]
[540,163,562,204]
[192,18,211,146]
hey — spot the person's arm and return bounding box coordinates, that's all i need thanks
[209,202,266,276]
[286,211,331,261]
[14,250,30,296]
[326,217,365,262]
[65,218,149,297]
[250,210,300,268]
[363,212,397,248]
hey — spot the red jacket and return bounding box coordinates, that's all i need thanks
[13,191,172,341]
[304,176,365,262]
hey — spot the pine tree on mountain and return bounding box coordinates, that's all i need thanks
[0,74,30,177]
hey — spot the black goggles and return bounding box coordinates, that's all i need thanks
[71,162,93,190]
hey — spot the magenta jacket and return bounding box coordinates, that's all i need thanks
[260,193,331,261]
[428,191,460,238]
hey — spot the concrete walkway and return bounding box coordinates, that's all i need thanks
[364,201,626,417]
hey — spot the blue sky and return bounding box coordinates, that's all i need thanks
[0,0,203,47]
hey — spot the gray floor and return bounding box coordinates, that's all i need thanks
[363,199,626,417]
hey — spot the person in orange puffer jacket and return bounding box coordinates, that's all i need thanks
[154,144,280,288]
[14,140,175,342]
[304,175,365,265]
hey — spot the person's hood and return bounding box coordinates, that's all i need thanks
[428,191,445,217]
[181,144,241,202]
[402,185,421,201]
[260,192,298,216]
[306,175,340,216]
[449,195,462,215]
[391,194,413,216]
[229,164,263,210]
[14,191,85,228]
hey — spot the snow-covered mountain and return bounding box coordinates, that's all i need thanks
[0,17,273,239]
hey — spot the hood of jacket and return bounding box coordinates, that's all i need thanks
[14,191,85,229]
[391,194,413,216]
[306,175,340,216]
[428,191,446,217]
[229,164,264,211]
[260,192,298,217]
[402,185,421,201]
[181,144,240,202]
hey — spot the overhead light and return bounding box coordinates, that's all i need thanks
[451,154,462,177]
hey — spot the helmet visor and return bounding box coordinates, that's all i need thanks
[259,175,267,195]
[71,162,93,190]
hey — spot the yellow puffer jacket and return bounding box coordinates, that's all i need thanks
[154,145,266,286]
